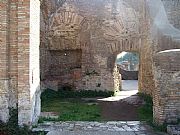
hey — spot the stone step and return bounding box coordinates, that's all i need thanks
[167,125,180,135]
[32,121,150,133]
[46,131,155,135]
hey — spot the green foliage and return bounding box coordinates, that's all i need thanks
[0,108,46,135]
[0,108,32,135]
[178,118,180,124]
[38,117,58,123]
[41,98,101,122]
[40,89,107,122]
[117,52,139,64]
[116,52,139,71]
[41,89,114,101]
[138,93,167,132]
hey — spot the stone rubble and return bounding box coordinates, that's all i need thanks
[167,125,180,135]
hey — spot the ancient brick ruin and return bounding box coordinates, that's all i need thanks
[0,0,179,126]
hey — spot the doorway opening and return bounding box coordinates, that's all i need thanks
[116,51,139,92]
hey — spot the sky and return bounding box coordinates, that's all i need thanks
[117,51,127,59]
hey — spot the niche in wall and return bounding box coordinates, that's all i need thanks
[49,49,82,76]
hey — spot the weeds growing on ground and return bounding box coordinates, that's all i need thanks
[137,93,167,132]
[0,107,46,135]
[41,97,101,122]
[40,88,113,122]
[41,88,114,100]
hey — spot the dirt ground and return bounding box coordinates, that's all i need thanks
[99,100,141,121]
[98,95,144,121]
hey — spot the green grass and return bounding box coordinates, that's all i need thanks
[0,108,46,135]
[137,93,153,123]
[41,89,114,100]
[137,93,167,132]
[41,98,101,122]
[40,89,113,122]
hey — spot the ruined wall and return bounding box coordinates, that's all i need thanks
[0,0,40,125]
[40,0,153,93]
[153,50,180,124]
[40,0,58,82]
[118,67,138,80]
[0,0,19,122]
[152,33,180,124]
[0,0,178,126]
[0,0,10,122]
[139,37,155,95]
[150,0,180,124]
[17,0,40,125]
[162,0,180,29]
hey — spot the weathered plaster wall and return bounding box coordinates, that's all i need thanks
[163,0,180,30]
[30,0,41,124]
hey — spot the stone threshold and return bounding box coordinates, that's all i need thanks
[32,121,150,132]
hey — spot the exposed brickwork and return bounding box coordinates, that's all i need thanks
[8,0,18,109]
[0,0,40,125]
[0,0,10,122]
[17,0,31,125]
[40,0,148,92]
[153,50,180,124]
[0,0,179,126]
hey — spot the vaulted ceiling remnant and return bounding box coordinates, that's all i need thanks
[47,0,142,41]
[49,5,86,39]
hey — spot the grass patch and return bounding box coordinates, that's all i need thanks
[40,89,113,122]
[137,93,153,123]
[41,98,101,122]
[40,89,106,122]
[137,93,167,132]
[41,89,114,100]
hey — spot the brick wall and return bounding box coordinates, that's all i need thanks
[40,0,150,92]
[153,50,180,124]
[17,0,31,125]
[150,0,180,124]
[16,0,40,125]
[0,0,179,126]
[9,0,18,109]
[0,0,10,122]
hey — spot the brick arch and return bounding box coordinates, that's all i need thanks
[107,37,142,54]
[49,5,87,34]
[48,4,88,50]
